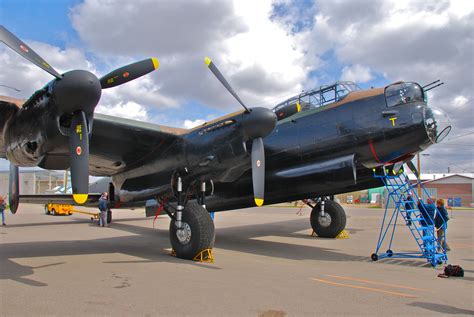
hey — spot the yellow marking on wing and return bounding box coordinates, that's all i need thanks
[255,198,264,207]
[204,56,212,66]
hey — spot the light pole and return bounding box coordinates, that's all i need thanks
[416,153,430,197]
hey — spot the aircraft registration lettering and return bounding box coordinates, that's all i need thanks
[107,76,118,84]
[389,117,397,126]
[76,124,82,140]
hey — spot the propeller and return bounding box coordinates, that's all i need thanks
[100,58,159,89]
[69,111,89,204]
[205,57,249,113]
[8,163,19,214]
[251,137,265,206]
[0,25,62,79]
[0,25,159,204]
[205,57,276,206]
[406,160,419,178]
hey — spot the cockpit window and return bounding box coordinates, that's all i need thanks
[272,81,361,120]
[385,82,424,107]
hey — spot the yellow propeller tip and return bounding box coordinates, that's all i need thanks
[151,58,159,70]
[254,198,264,207]
[73,194,88,205]
[204,57,212,66]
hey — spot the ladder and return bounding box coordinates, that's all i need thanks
[371,165,448,266]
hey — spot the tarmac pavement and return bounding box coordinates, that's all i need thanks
[0,203,473,316]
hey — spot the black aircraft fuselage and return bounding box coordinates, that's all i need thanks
[100,82,444,211]
[2,80,447,213]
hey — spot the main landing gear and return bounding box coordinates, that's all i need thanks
[310,198,347,238]
[166,176,215,260]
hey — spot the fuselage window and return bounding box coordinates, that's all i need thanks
[385,82,424,107]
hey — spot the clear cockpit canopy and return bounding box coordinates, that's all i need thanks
[273,81,361,117]
[424,106,452,143]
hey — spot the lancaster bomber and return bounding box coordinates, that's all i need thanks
[0,25,451,259]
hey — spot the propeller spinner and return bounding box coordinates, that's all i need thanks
[0,25,159,204]
[204,57,276,206]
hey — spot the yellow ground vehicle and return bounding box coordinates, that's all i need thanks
[44,203,73,216]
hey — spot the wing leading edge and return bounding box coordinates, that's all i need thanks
[39,113,187,176]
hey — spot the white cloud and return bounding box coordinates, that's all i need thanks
[96,101,148,121]
[453,95,468,107]
[183,119,206,129]
[341,64,373,83]
[69,0,307,110]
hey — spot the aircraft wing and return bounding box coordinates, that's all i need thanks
[39,113,187,176]
[1,96,186,176]
[19,193,102,207]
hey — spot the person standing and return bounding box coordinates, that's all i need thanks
[98,192,109,227]
[0,195,6,226]
[417,197,436,251]
[435,198,450,251]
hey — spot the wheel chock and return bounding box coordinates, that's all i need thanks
[193,249,214,263]
[310,229,349,239]
[336,230,349,239]
[169,248,214,263]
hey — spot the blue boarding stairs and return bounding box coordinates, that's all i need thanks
[371,164,448,266]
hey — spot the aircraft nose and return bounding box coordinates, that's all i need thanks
[424,106,452,143]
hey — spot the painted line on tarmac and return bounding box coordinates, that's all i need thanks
[325,275,432,292]
[449,243,472,248]
[310,278,417,298]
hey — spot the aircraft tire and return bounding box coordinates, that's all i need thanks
[169,202,215,260]
[310,200,346,238]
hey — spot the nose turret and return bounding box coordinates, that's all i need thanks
[424,106,452,144]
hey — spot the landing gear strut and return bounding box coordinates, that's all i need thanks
[310,198,346,238]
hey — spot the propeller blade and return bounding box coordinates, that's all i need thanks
[251,137,265,207]
[69,111,89,204]
[8,163,19,214]
[204,57,249,112]
[0,25,62,79]
[100,58,159,89]
[406,160,419,178]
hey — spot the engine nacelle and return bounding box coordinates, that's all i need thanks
[4,89,54,166]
